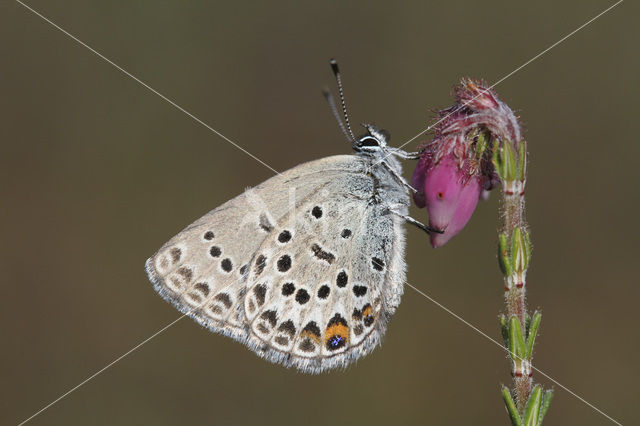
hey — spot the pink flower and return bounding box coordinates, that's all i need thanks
[412,153,482,248]
[412,79,520,247]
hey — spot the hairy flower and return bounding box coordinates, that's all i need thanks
[412,79,520,247]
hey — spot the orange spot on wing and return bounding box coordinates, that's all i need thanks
[324,323,349,346]
[362,305,373,318]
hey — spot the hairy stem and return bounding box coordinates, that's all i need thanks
[503,190,526,327]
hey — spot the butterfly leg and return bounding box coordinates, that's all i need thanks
[391,148,422,160]
[390,209,442,235]
[381,161,418,193]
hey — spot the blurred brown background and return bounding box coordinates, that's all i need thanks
[1,1,637,425]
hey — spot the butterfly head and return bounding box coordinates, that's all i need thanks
[353,124,390,153]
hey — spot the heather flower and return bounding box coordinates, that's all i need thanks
[412,153,482,248]
[412,79,519,247]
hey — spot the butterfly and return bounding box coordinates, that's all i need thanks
[145,60,436,373]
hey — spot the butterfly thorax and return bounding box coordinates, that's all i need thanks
[352,124,407,206]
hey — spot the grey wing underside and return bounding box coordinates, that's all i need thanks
[145,155,409,373]
[241,194,408,373]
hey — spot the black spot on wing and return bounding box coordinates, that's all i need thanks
[253,283,267,306]
[317,285,330,299]
[295,289,310,305]
[278,230,292,243]
[281,282,295,296]
[311,243,335,264]
[259,213,273,232]
[221,258,233,272]
[177,267,193,282]
[277,255,292,272]
[336,271,348,288]
[274,336,289,346]
[353,285,367,297]
[213,293,232,309]
[194,282,210,297]
[302,321,321,338]
[372,257,385,271]
[352,308,362,320]
[311,206,323,219]
[327,313,348,327]
[254,254,267,275]
[327,335,346,350]
[239,264,248,276]
[299,339,315,352]
[260,310,277,327]
[278,320,296,337]
[170,247,182,262]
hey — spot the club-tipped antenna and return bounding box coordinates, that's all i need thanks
[329,59,356,141]
[322,88,351,141]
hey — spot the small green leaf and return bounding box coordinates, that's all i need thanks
[511,227,527,274]
[498,232,512,276]
[502,140,517,181]
[476,132,489,159]
[501,386,523,426]
[523,385,542,426]
[508,316,526,361]
[525,311,542,359]
[517,140,527,181]
[538,389,554,425]
[523,228,532,270]
[499,314,509,348]
[491,139,505,178]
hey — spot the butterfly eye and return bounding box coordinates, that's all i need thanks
[437,191,444,200]
[358,137,380,148]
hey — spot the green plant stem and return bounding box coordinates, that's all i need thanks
[503,190,526,324]
[498,140,532,411]
[504,200,531,407]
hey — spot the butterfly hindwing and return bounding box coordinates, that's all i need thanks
[243,173,408,373]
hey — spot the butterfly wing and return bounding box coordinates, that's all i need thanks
[242,166,409,373]
[145,155,381,346]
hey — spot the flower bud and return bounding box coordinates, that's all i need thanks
[412,153,482,247]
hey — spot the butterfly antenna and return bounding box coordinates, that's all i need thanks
[322,88,351,142]
[329,58,356,141]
